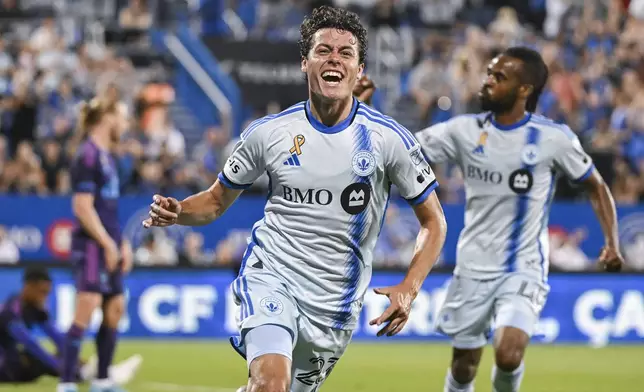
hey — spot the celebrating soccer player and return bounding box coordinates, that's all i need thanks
[58,98,135,392]
[143,6,447,392]
[416,47,623,392]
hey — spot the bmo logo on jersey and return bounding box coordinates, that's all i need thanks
[341,183,371,215]
[282,186,333,205]
[509,169,533,194]
[466,165,503,184]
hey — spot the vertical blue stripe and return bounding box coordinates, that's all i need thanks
[234,279,247,319]
[506,126,540,271]
[291,154,300,166]
[335,124,372,329]
[538,172,556,282]
[238,242,255,276]
[287,157,295,166]
[242,277,254,316]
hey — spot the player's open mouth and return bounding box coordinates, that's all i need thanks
[321,70,343,86]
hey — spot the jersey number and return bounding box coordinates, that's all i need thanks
[516,280,546,308]
[294,357,339,389]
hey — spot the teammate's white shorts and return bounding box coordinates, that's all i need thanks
[229,263,352,392]
[436,272,550,349]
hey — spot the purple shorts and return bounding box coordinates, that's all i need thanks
[72,240,123,298]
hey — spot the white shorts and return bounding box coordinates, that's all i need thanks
[436,272,550,349]
[229,266,352,392]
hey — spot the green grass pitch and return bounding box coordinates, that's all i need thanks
[2,341,641,391]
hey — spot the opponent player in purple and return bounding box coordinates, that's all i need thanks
[57,98,134,392]
[0,267,141,386]
[0,267,75,383]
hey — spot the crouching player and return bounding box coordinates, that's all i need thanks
[0,267,141,385]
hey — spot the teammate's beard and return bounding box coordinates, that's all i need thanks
[479,89,518,114]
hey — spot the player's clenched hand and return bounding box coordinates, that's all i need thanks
[598,246,623,272]
[353,75,376,104]
[142,194,182,228]
[369,284,415,337]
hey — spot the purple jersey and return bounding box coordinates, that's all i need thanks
[70,140,121,244]
[0,295,63,381]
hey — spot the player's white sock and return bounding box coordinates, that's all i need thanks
[492,362,525,392]
[444,368,474,392]
[57,383,78,392]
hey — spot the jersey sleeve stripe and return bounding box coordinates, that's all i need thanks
[358,105,416,147]
[405,179,438,206]
[218,172,252,190]
[356,110,411,149]
[241,103,305,140]
[572,164,595,183]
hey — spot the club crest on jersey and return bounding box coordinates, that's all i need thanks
[352,150,376,177]
[260,296,284,315]
[520,145,540,166]
[283,134,306,167]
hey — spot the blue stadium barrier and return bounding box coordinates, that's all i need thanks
[2,195,644,263]
[0,268,642,345]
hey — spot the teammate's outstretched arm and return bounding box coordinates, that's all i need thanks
[581,169,623,271]
[370,193,447,337]
[553,130,624,272]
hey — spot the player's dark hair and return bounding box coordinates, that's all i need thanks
[299,6,368,64]
[503,47,549,112]
[23,266,51,283]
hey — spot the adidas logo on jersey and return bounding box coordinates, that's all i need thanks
[283,154,301,166]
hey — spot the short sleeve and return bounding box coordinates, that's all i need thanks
[386,133,439,206]
[71,147,98,193]
[415,121,458,163]
[554,131,595,182]
[219,128,266,189]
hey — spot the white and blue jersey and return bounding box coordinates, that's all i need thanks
[417,113,594,282]
[219,99,438,330]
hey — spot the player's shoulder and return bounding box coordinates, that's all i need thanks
[74,140,99,166]
[420,113,489,135]
[354,103,418,150]
[528,114,577,142]
[240,102,306,141]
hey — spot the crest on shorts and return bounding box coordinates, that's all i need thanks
[352,150,376,177]
[260,296,284,315]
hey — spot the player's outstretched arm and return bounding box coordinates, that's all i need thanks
[582,169,624,272]
[370,192,447,336]
[142,179,242,228]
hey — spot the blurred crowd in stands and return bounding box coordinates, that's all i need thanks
[1,0,644,271]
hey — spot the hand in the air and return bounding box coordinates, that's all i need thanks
[353,75,376,105]
[369,283,415,337]
[142,195,182,228]
[598,246,623,272]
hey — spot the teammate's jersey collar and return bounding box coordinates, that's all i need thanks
[305,98,359,134]
[490,112,532,131]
